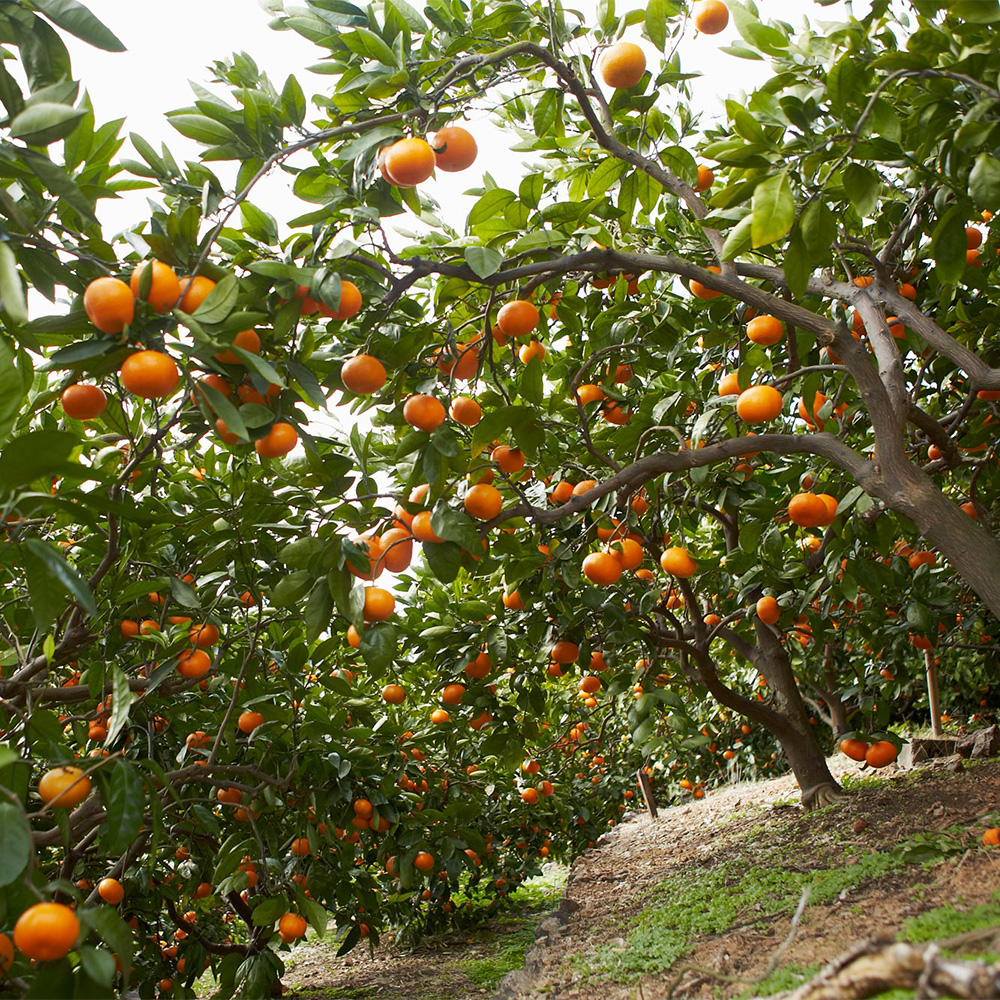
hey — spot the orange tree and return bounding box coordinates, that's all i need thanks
[1,0,1000,995]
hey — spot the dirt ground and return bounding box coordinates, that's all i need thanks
[233,754,1000,1000]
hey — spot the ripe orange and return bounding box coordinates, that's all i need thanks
[436,339,481,380]
[215,418,241,445]
[290,838,311,857]
[497,299,539,339]
[238,711,265,734]
[0,933,11,971]
[689,265,722,299]
[383,138,436,186]
[521,787,539,804]
[215,329,261,365]
[718,372,742,396]
[324,280,362,320]
[39,766,91,809]
[908,550,936,570]
[746,315,784,346]
[575,384,605,405]
[13,902,79,961]
[98,877,124,904]
[279,913,308,942]
[442,683,466,705]
[341,354,386,395]
[966,226,983,249]
[363,586,396,622]
[492,445,525,473]
[549,480,574,503]
[403,394,446,432]
[660,546,697,578]
[430,125,477,171]
[817,494,839,524]
[120,350,180,399]
[693,0,729,34]
[192,373,232,409]
[696,165,714,191]
[131,261,181,313]
[83,276,135,334]
[736,385,782,423]
[612,538,644,570]
[755,596,780,624]
[414,851,435,872]
[465,483,503,520]
[464,650,493,679]
[379,528,414,573]
[382,684,406,704]
[982,828,1000,847]
[518,340,546,364]
[178,275,216,313]
[177,647,211,679]
[583,551,622,585]
[787,493,828,527]
[61,384,107,421]
[430,708,450,724]
[839,738,868,761]
[502,590,524,611]
[865,740,897,768]
[579,675,601,695]
[255,422,298,458]
[798,391,828,428]
[599,41,646,89]
[411,511,444,543]
[551,640,579,664]
[450,395,482,426]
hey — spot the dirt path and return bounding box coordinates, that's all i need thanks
[500,755,1000,999]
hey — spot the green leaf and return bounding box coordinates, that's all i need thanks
[168,113,234,146]
[104,760,144,854]
[9,102,86,144]
[931,205,968,285]
[190,273,239,323]
[464,246,503,279]
[30,0,126,50]
[195,382,248,442]
[800,200,836,260]
[720,215,753,261]
[842,163,880,217]
[271,570,313,608]
[969,153,1000,208]
[906,602,934,632]
[0,244,27,325]
[423,540,463,582]
[645,0,666,50]
[104,666,135,746]
[952,0,999,22]
[0,338,26,445]
[252,896,287,926]
[23,538,97,627]
[532,89,561,138]
[468,189,514,227]
[87,906,133,989]
[304,580,334,642]
[169,575,201,608]
[360,622,396,674]
[0,803,30,885]
[784,228,810,301]
[751,170,794,248]
[232,346,284,387]
[78,946,116,987]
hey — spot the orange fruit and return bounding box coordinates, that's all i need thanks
[0,933,12,971]
[430,125,477,171]
[518,340,546,364]
[908,550,936,570]
[255,422,298,458]
[178,274,216,313]
[660,547,697,578]
[450,395,482,425]
[966,226,983,249]
[13,902,79,961]
[238,711,265,734]
[788,493,828,527]
[436,339,481,380]
[215,329,261,365]
[746,315,784,346]
[898,282,917,300]
[521,787,539,804]
[83,276,134,333]
[38,766,91,809]
[549,480,574,504]
[176,648,211,679]
[579,675,601,695]
[575,384,605,405]
[583,551,622,585]
[131,261,181,312]
[414,851,435,872]
[120,350,180,399]
[363,586,396,622]
[865,740,897,768]
[465,483,503,520]
[689,265,722,299]
[98,877,124,905]
[192,373,232,409]
[215,418,241,445]
[693,0,729,34]
[442,683,466,705]
[341,354,386,395]
[403,394,446,432]
[736,385,782,423]
[464,650,493,679]
[755,596,780,624]
[718,372,742,396]
[497,299,539,339]
[502,590,524,611]
[430,708,450,724]
[61,384,107,421]
[551,640,579,664]
[839,738,868,761]
[383,138,436,186]
[279,913,308,941]
[982,828,1000,847]
[379,528,414,573]
[189,623,220,648]
[290,838,311,857]
[612,538,644,570]
[599,41,646,89]
[817,493,839,524]
[798,391,828,428]
[382,684,406,704]
[696,165,714,191]
[323,280,362,320]
[411,511,444,543]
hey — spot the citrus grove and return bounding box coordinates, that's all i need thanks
[0,0,999,996]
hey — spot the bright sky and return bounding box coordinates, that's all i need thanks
[65,0,862,239]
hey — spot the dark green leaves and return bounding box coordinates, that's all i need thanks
[105,666,134,746]
[191,273,239,323]
[464,247,503,278]
[644,0,667,50]
[843,163,880,217]
[931,205,969,285]
[104,760,144,854]
[30,0,126,51]
[751,170,794,247]
[360,622,396,674]
[0,243,27,325]
[423,540,463,582]
[10,102,86,144]
[0,429,78,490]
[23,538,97,628]
[0,803,31,885]
[969,154,1000,208]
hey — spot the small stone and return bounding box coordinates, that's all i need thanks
[852,818,869,833]
[971,725,1000,759]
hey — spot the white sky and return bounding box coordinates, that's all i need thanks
[65,0,861,239]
